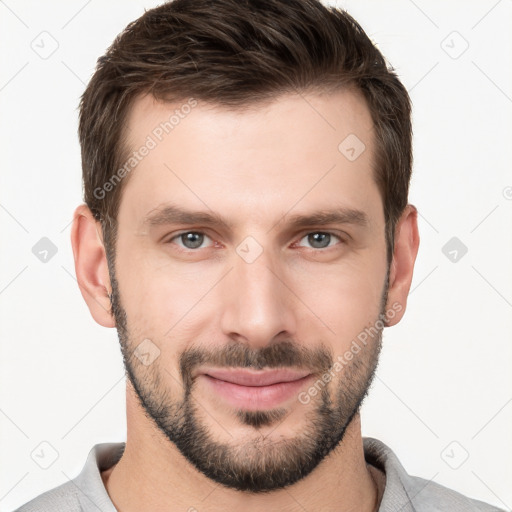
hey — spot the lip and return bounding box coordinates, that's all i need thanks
[197,368,313,410]
[201,368,312,386]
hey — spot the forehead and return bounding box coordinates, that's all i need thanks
[118,89,380,229]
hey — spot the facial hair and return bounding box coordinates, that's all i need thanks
[109,266,388,493]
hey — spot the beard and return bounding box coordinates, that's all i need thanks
[109,266,388,494]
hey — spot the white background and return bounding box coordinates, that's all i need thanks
[0,0,511,510]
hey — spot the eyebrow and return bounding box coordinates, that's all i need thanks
[143,203,369,231]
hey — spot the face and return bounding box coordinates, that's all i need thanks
[109,90,390,492]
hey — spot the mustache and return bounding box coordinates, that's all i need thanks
[179,339,333,389]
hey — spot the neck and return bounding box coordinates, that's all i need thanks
[103,390,382,512]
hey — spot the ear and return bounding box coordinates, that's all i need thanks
[70,204,115,328]
[385,204,420,327]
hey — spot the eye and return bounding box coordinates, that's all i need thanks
[296,232,344,250]
[168,231,214,250]
[165,230,345,252]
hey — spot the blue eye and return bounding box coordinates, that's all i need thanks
[166,230,344,252]
[297,232,343,249]
[171,232,213,250]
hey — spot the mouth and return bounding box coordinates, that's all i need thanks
[197,368,314,410]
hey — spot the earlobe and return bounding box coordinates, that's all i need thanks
[385,204,420,327]
[70,204,115,328]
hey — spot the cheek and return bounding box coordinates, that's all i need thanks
[290,259,386,351]
[114,239,219,351]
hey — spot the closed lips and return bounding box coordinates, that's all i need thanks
[201,368,312,387]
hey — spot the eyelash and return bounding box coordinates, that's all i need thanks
[165,230,346,252]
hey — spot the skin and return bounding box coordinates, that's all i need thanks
[71,89,419,512]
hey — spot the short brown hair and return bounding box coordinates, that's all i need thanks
[79,0,412,264]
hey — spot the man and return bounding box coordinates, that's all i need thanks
[15,0,504,510]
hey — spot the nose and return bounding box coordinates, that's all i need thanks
[218,243,297,349]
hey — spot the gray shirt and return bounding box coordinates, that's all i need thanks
[14,437,504,511]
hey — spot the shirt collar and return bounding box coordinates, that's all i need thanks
[364,437,417,512]
[74,438,417,512]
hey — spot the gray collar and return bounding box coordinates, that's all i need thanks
[71,438,498,512]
